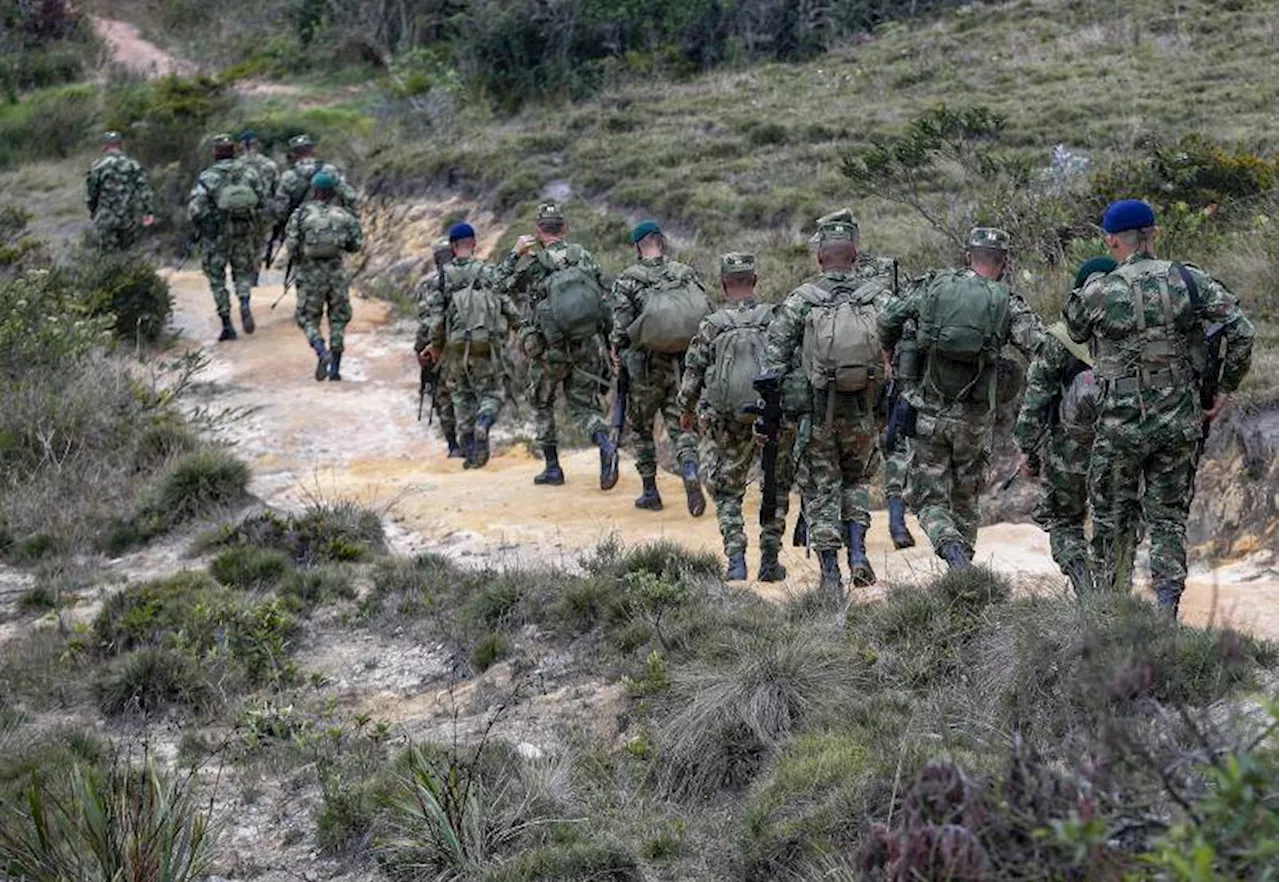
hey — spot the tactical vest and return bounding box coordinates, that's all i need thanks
[704,304,774,424]
[1090,260,1196,395]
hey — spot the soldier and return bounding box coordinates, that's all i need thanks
[1063,200,1253,617]
[239,129,279,283]
[761,210,887,601]
[284,172,363,381]
[679,252,791,580]
[85,131,153,252]
[416,223,521,469]
[187,134,267,341]
[415,238,465,457]
[1015,257,1116,597]
[610,220,710,515]
[268,134,357,266]
[495,202,617,489]
[879,227,1044,570]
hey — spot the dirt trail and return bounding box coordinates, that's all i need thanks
[166,270,1278,639]
[91,16,195,78]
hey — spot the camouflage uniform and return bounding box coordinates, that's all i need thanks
[187,153,267,318]
[85,140,153,252]
[271,137,357,228]
[414,251,459,447]
[284,200,363,355]
[239,141,279,264]
[1063,250,1253,609]
[879,229,1044,562]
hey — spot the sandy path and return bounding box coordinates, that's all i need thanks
[167,270,1277,639]
[92,16,195,78]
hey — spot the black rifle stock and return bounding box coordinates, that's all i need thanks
[744,374,784,527]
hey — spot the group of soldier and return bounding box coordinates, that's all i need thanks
[85,129,1255,620]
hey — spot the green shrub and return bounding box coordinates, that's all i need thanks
[210,546,293,591]
[471,633,510,673]
[462,577,527,631]
[479,841,643,882]
[584,537,721,583]
[216,502,386,565]
[361,553,456,617]
[278,564,356,611]
[135,449,250,531]
[96,647,217,716]
[0,83,98,170]
[75,251,174,344]
[0,268,112,379]
[0,726,107,803]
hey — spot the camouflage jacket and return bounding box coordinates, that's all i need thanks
[677,297,775,415]
[609,255,706,351]
[85,151,153,226]
[415,256,520,353]
[284,201,363,263]
[240,151,280,204]
[1014,335,1086,454]
[1063,251,1253,443]
[761,266,890,377]
[272,157,357,220]
[186,158,268,231]
[494,239,609,328]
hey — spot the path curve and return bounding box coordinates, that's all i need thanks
[92,16,195,78]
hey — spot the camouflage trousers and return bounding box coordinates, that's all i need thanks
[294,260,352,350]
[798,391,877,552]
[1089,426,1198,595]
[907,410,992,556]
[94,221,142,253]
[626,351,699,477]
[845,432,914,526]
[202,230,259,317]
[434,372,457,439]
[1033,430,1091,576]
[444,349,507,437]
[705,419,796,557]
[528,334,608,449]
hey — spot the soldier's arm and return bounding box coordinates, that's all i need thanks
[877,287,919,354]
[1006,292,1045,360]
[677,318,716,412]
[485,266,522,330]
[1190,268,1255,392]
[284,208,302,255]
[135,161,154,216]
[762,291,811,376]
[1013,340,1066,453]
[186,180,209,227]
[345,213,364,252]
[1062,282,1097,345]
[85,166,99,215]
[608,273,640,351]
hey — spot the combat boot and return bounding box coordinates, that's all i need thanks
[468,415,494,469]
[635,476,663,510]
[445,429,464,459]
[1154,582,1181,620]
[534,446,564,486]
[239,297,255,334]
[792,511,808,547]
[682,460,706,517]
[458,432,475,468]
[310,337,330,381]
[328,348,342,381]
[844,521,876,588]
[938,541,972,571]
[725,552,747,582]
[593,431,619,491]
[817,549,844,606]
[758,549,787,582]
[1065,558,1093,598]
[218,314,237,342]
[888,497,915,549]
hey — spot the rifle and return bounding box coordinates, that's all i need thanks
[418,362,439,424]
[1000,420,1051,492]
[270,253,296,310]
[744,373,784,527]
[263,210,291,269]
[176,231,200,271]
[609,362,630,446]
[1200,322,1226,442]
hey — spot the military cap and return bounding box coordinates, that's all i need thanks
[102,131,124,143]
[631,220,661,243]
[432,237,452,252]
[1101,199,1156,234]
[448,222,476,242]
[967,227,1011,251]
[212,133,235,148]
[239,129,258,142]
[809,208,859,244]
[288,134,315,150]
[1073,256,1117,290]
[720,251,757,276]
[536,202,564,222]
[311,171,336,190]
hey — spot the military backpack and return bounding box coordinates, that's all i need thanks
[446,265,505,356]
[624,262,711,355]
[704,304,774,424]
[535,245,608,345]
[799,276,883,393]
[916,270,1010,408]
[300,205,346,259]
[214,163,260,220]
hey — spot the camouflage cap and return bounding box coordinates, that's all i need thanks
[809,208,859,244]
[720,251,757,277]
[212,133,235,148]
[288,134,315,150]
[102,130,124,143]
[432,237,452,253]
[536,202,565,222]
[967,227,1011,251]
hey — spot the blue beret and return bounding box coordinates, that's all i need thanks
[1101,199,1156,234]
[1073,256,1117,290]
[239,130,257,142]
[448,222,476,242]
[631,220,661,243]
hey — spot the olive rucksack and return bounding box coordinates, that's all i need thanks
[446,266,505,356]
[535,246,608,345]
[624,262,711,355]
[917,270,1010,406]
[704,305,774,423]
[300,205,346,259]
[214,164,260,220]
[799,277,883,393]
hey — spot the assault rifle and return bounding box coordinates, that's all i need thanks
[610,362,630,447]
[263,218,287,270]
[744,373,785,527]
[418,362,439,424]
[999,417,1051,492]
[175,230,200,271]
[270,254,297,310]
[1200,321,1226,443]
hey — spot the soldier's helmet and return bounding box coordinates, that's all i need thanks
[967,227,1011,252]
[720,251,757,277]
[810,208,859,244]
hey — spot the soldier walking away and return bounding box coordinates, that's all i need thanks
[879,227,1044,571]
[284,172,364,381]
[416,223,522,469]
[1015,257,1116,597]
[1063,200,1254,618]
[187,134,267,341]
[267,134,357,272]
[415,238,465,457]
[761,210,887,604]
[239,130,279,285]
[85,130,154,253]
[679,252,793,581]
[495,202,616,489]
[611,220,711,515]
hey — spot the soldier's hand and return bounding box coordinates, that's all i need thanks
[1205,392,1229,423]
[1017,453,1038,479]
[142,214,155,227]
[680,411,696,433]
[515,235,537,256]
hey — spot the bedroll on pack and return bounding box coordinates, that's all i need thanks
[447,278,506,356]
[800,280,882,392]
[536,254,607,345]
[705,307,773,423]
[626,266,711,354]
[301,208,345,259]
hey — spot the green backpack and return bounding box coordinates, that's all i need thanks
[625,262,712,354]
[799,277,883,392]
[214,164,259,219]
[446,266,505,356]
[300,206,345,259]
[916,270,1010,406]
[704,305,774,423]
[535,246,608,345]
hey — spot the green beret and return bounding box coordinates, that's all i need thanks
[720,252,757,277]
[311,171,336,190]
[809,208,859,244]
[536,202,564,222]
[288,134,314,150]
[102,130,123,144]
[968,227,1011,251]
[1073,256,1117,290]
[631,220,661,243]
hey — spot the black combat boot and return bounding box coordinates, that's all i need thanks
[758,548,787,582]
[458,431,475,467]
[218,314,237,341]
[817,549,843,606]
[888,497,915,550]
[239,297,255,334]
[310,337,330,381]
[1154,582,1181,620]
[938,541,972,571]
[467,415,494,469]
[328,348,342,381]
[1065,558,1092,599]
[445,429,464,458]
[534,445,564,486]
[844,521,876,588]
[725,552,747,582]
[682,460,706,517]
[593,431,619,491]
[792,511,808,547]
[635,476,663,510]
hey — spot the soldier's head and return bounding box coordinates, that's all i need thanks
[212,133,236,161]
[288,134,315,161]
[964,227,1011,280]
[101,130,124,153]
[631,220,664,258]
[432,237,453,269]
[719,252,757,301]
[1101,199,1157,260]
[449,222,477,258]
[312,171,336,202]
[1072,255,1118,292]
[812,209,860,271]
[534,201,566,244]
[239,130,261,154]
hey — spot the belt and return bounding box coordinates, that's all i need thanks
[1108,366,1185,394]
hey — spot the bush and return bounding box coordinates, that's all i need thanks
[129,450,250,540]
[0,268,112,379]
[209,546,293,591]
[76,251,174,344]
[0,83,98,170]
[214,502,386,565]
[93,571,221,653]
[96,647,217,716]
[0,726,107,804]
[278,564,356,611]
[471,633,510,673]
[479,842,644,882]
[584,537,721,583]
